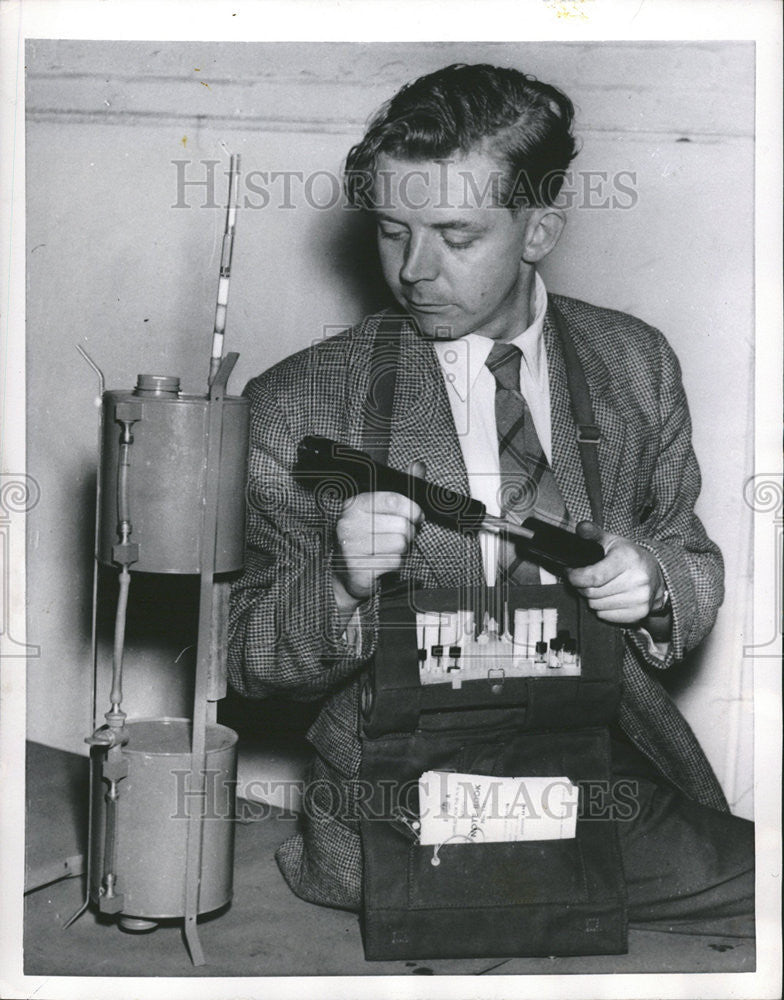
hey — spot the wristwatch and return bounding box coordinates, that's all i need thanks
[648,586,671,617]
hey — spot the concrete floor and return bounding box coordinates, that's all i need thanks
[23,741,756,978]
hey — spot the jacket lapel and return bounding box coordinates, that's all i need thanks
[544,307,626,524]
[342,315,483,587]
[387,327,485,587]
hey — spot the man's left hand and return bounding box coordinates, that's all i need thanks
[566,520,669,626]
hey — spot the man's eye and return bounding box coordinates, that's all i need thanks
[378,227,406,241]
[443,237,474,250]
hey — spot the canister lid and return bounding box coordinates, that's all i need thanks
[134,374,181,396]
[120,718,238,754]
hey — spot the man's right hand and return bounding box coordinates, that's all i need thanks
[332,491,424,615]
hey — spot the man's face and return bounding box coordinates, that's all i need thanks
[373,150,533,341]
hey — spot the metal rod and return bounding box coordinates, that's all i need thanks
[75,343,105,396]
[183,353,237,965]
[75,344,105,734]
[108,566,131,719]
[480,513,536,541]
[208,153,240,387]
[103,777,120,890]
[207,579,231,702]
[64,347,108,932]
[106,417,137,730]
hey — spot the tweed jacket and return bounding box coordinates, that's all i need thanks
[228,293,727,910]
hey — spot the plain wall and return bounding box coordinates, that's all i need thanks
[25,40,754,816]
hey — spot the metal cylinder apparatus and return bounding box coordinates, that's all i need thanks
[74,155,249,965]
[79,356,248,963]
[98,374,249,574]
[89,718,238,923]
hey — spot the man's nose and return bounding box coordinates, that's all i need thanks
[399,231,438,284]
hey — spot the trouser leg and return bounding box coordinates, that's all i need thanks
[611,738,755,937]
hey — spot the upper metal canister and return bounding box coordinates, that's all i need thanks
[98,377,249,574]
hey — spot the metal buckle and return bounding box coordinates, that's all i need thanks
[487,667,505,694]
[576,423,601,444]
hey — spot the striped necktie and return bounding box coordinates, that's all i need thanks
[485,341,571,584]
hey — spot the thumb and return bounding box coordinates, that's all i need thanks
[575,519,605,541]
[407,460,427,524]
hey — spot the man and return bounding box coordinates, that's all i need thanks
[228,64,753,934]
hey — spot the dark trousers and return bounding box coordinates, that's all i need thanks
[611,734,755,937]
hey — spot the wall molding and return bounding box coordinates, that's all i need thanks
[25,39,755,140]
[25,107,752,145]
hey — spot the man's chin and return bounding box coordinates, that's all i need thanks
[406,312,465,340]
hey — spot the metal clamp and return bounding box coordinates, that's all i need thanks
[487,667,505,695]
[576,423,601,444]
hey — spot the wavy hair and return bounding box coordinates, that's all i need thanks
[344,63,579,211]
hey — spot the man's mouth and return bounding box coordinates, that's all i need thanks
[405,299,449,312]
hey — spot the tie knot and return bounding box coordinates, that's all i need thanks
[485,342,522,391]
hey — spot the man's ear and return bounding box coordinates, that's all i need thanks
[521,207,566,263]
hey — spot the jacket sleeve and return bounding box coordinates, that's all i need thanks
[227,376,378,701]
[627,329,724,668]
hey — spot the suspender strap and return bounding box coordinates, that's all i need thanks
[549,304,604,525]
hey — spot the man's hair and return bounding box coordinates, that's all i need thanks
[344,63,579,211]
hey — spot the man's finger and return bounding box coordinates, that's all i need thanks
[346,491,423,524]
[583,587,651,613]
[579,570,650,600]
[592,606,651,624]
[407,462,427,523]
[575,519,607,543]
[567,551,623,589]
[337,512,419,550]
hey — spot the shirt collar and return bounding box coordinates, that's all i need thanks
[433,272,548,402]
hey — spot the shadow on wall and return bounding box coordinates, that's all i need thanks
[659,644,711,701]
[312,203,397,320]
[94,570,198,706]
[74,469,100,638]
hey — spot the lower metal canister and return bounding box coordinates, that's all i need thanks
[89,718,238,922]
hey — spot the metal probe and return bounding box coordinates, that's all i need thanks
[480,513,535,542]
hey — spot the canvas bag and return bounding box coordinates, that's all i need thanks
[357,311,628,960]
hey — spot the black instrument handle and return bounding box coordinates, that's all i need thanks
[295,436,604,570]
[296,436,485,530]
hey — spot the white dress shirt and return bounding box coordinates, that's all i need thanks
[433,272,558,585]
[432,271,668,657]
